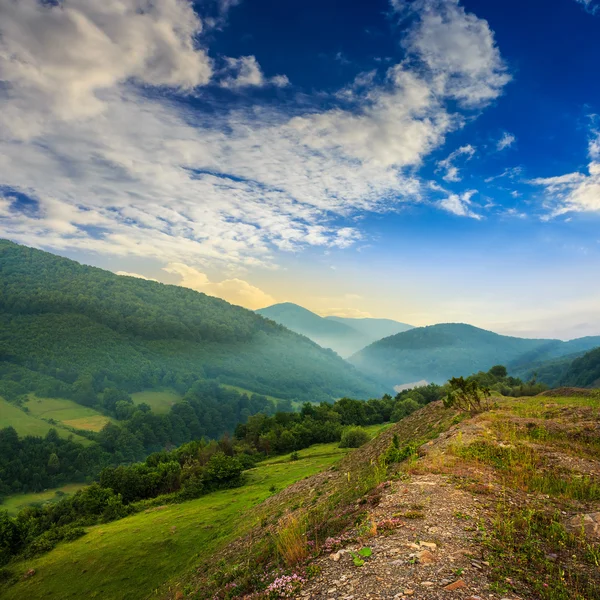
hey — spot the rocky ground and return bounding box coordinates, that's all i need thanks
[301,473,505,600]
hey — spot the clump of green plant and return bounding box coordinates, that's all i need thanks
[290,452,300,461]
[339,426,370,448]
[383,433,418,465]
[444,376,491,414]
[350,546,372,566]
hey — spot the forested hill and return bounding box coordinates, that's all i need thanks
[560,347,600,387]
[349,323,600,387]
[0,240,383,402]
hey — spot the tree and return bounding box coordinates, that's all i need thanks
[489,365,508,378]
[47,453,60,472]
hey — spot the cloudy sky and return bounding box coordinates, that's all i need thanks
[1,0,599,339]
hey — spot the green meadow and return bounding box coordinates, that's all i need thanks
[1,483,88,516]
[3,441,352,600]
[25,395,115,432]
[0,397,89,444]
[131,390,183,414]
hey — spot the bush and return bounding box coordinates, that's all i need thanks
[339,427,370,448]
[444,377,491,414]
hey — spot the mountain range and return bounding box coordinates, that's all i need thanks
[256,302,413,357]
[348,323,600,387]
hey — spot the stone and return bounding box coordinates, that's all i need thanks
[421,581,435,587]
[331,552,341,562]
[568,512,600,539]
[417,549,436,564]
[419,541,437,550]
[444,580,467,591]
[404,591,415,596]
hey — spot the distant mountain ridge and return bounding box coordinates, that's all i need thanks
[256,302,413,357]
[349,322,600,387]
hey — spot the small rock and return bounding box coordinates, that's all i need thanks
[404,590,415,596]
[568,513,600,539]
[421,581,435,587]
[417,549,436,564]
[444,580,467,591]
[330,552,341,562]
[419,541,437,550]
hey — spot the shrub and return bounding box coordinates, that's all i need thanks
[444,377,491,414]
[339,427,370,448]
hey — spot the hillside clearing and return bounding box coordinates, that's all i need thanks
[25,395,115,432]
[131,390,182,414]
[0,397,90,444]
[2,483,88,516]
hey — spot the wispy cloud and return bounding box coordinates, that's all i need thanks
[437,144,476,182]
[220,56,289,88]
[531,131,600,215]
[496,131,516,151]
[0,0,509,267]
[438,189,481,219]
[574,0,600,15]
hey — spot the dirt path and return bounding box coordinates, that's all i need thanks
[302,473,514,600]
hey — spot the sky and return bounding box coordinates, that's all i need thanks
[1,0,600,340]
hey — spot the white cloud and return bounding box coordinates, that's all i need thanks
[395,0,511,107]
[496,131,516,151]
[532,132,600,215]
[163,262,275,309]
[439,189,481,219]
[0,0,508,268]
[0,0,212,136]
[437,144,475,182]
[221,55,289,88]
[116,271,159,282]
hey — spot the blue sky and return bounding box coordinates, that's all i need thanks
[0,0,599,338]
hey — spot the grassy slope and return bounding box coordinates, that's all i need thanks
[25,395,115,432]
[131,390,183,414]
[2,427,390,600]
[0,397,90,444]
[165,393,600,600]
[1,483,87,516]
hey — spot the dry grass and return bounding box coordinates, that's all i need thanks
[274,512,310,566]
